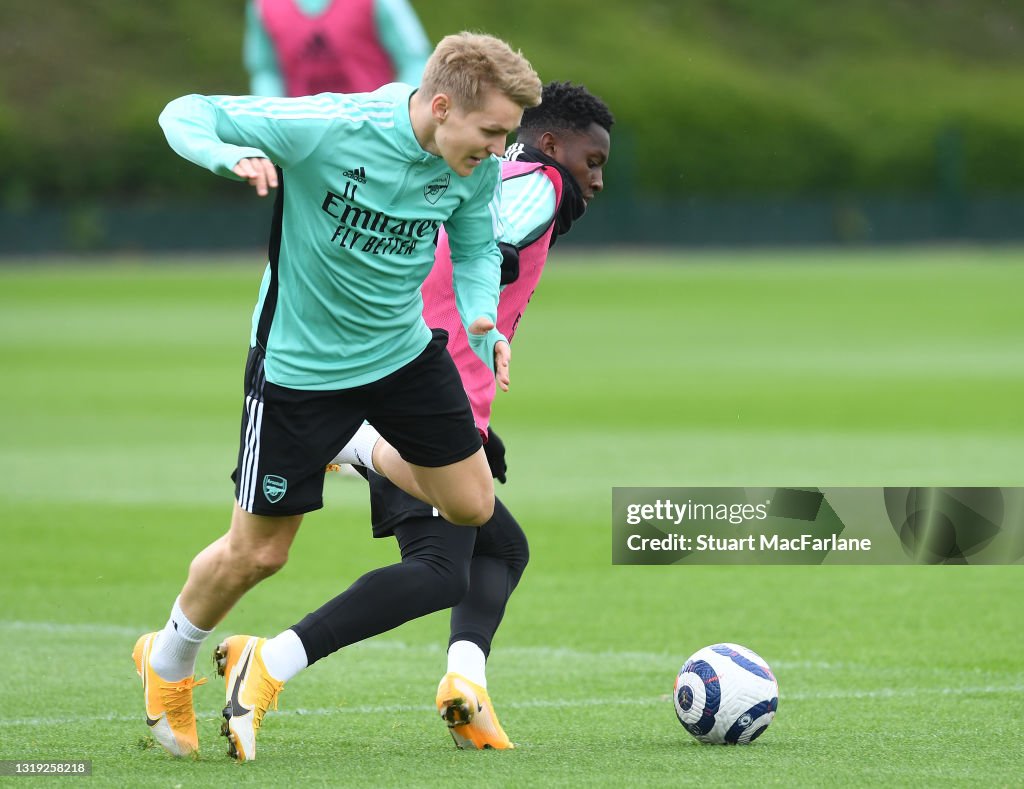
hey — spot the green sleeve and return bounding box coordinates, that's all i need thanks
[446,159,501,327]
[446,158,503,331]
[374,0,430,85]
[498,172,557,247]
[158,94,332,177]
[243,0,286,96]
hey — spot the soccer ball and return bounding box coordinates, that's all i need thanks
[673,643,779,744]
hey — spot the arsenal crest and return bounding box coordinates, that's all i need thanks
[424,174,450,204]
[262,474,288,504]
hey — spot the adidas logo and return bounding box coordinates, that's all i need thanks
[343,166,367,184]
[503,143,525,161]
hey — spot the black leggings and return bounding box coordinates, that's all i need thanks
[292,497,529,665]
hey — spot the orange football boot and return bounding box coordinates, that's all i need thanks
[214,635,284,762]
[436,672,514,750]
[132,632,206,757]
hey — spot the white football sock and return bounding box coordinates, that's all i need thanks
[331,423,381,473]
[150,597,212,682]
[447,640,487,688]
[260,629,308,683]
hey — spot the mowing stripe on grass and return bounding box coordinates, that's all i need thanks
[0,620,855,669]
[3,684,1022,730]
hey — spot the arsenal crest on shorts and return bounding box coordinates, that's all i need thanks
[262,474,288,503]
[424,174,450,204]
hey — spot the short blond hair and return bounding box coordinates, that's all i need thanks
[421,32,542,111]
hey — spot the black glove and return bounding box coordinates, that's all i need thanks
[483,427,507,484]
[498,242,520,286]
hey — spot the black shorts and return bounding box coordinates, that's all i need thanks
[233,329,482,516]
[366,468,439,537]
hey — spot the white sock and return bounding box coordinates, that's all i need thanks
[447,641,487,688]
[260,629,308,683]
[150,597,212,682]
[331,423,381,473]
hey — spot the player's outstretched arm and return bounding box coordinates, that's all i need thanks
[159,93,327,188]
[243,0,286,97]
[158,95,270,181]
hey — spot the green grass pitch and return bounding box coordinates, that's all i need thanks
[1,247,1022,787]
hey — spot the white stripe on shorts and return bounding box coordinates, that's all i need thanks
[239,395,261,511]
[239,364,266,512]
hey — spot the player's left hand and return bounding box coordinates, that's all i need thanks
[468,317,512,391]
[493,340,510,392]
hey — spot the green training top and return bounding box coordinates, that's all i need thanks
[159,83,503,390]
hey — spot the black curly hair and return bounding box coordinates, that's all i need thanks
[516,81,614,144]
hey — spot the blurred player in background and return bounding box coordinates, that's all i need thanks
[133,32,541,762]
[244,0,430,97]
[218,81,613,755]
